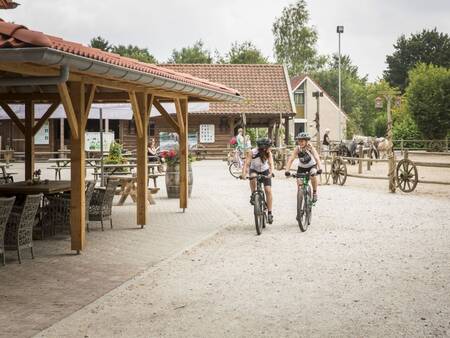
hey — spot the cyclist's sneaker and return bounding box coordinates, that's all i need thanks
[268,213,273,224]
[312,193,318,203]
[250,194,255,205]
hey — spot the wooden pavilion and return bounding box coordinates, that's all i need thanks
[0,19,241,253]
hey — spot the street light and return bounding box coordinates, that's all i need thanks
[336,25,344,140]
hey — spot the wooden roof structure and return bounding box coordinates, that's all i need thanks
[0,18,242,252]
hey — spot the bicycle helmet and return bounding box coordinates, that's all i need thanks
[295,132,311,140]
[256,137,272,149]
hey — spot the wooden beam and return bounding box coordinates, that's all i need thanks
[24,99,34,180]
[153,99,180,132]
[82,84,96,128]
[174,98,185,136]
[67,82,86,253]
[0,93,61,102]
[175,98,189,210]
[32,101,60,136]
[0,101,25,134]
[129,91,144,137]
[57,83,79,139]
[135,93,154,227]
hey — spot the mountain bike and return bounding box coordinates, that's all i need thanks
[286,170,320,232]
[229,149,245,178]
[244,174,273,235]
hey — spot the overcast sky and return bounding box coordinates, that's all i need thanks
[2,0,449,81]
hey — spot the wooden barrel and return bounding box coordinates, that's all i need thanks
[165,163,193,198]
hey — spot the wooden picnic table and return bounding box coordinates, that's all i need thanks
[93,163,160,175]
[108,175,158,206]
[0,180,71,195]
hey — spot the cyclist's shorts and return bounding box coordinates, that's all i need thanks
[249,169,272,186]
[297,166,317,176]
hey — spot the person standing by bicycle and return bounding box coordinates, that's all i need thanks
[285,132,322,202]
[241,137,275,224]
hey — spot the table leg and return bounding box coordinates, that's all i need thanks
[118,181,132,206]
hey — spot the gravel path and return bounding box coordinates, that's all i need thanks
[36,162,450,337]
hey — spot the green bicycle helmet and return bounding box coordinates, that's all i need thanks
[256,137,272,149]
[295,132,311,140]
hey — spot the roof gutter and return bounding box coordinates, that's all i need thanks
[0,48,243,103]
[0,64,69,86]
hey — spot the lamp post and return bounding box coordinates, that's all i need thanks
[337,25,344,140]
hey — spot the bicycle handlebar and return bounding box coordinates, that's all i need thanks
[240,173,275,180]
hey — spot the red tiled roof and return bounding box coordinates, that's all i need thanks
[0,0,18,9]
[0,19,240,97]
[290,74,306,91]
[161,64,295,116]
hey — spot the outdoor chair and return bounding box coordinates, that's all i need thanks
[4,194,42,264]
[0,196,16,266]
[88,179,119,231]
[42,181,97,236]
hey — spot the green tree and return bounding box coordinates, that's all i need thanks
[406,63,450,139]
[168,40,212,64]
[89,36,111,51]
[110,44,157,63]
[384,29,450,91]
[272,0,326,75]
[222,41,268,64]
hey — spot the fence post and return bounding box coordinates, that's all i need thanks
[404,149,408,160]
[367,150,371,171]
[358,146,363,174]
[445,138,449,153]
[400,139,404,155]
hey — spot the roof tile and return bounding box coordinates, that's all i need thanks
[162,64,294,116]
[0,19,240,97]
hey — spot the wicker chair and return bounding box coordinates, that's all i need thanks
[4,194,42,264]
[85,180,96,231]
[42,181,97,235]
[88,179,119,231]
[0,197,16,266]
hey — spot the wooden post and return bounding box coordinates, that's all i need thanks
[284,116,290,146]
[58,82,95,252]
[59,118,65,157]
[358,146,363,174]
[130,92,153,227]
[386,96,396,193]
[367,150,371,171]
[24,99,34,180]
[175,98,188,210]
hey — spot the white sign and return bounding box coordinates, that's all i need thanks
[199,124,215,143]
[34,121,50,145]
[85,132,115,151]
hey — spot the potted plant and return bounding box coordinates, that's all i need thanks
[160,147,194,198]
[104,141,129,174]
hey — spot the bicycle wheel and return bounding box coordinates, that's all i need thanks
[254,193,263,235]
[297,188,308,232]
[229,161,241,178]
[306,185,312,226]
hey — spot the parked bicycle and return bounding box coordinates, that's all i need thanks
[229,149,245,178]
[285,170,321,232]
[242,173,274,235]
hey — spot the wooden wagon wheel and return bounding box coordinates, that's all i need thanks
[429,140,444,152]
[396,159,418,193]
[331,158,347,186]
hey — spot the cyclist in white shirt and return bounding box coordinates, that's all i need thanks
[241,137,274,223]
[285,132,322,202]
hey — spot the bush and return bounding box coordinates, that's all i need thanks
[406,63,450,139]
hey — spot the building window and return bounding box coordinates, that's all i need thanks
[294,91,305,105]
